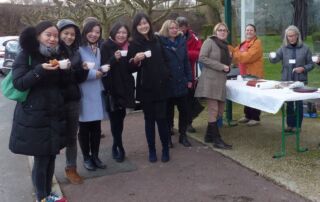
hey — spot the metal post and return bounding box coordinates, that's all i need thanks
[225,0,237,126]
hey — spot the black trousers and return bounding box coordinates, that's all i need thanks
[32,155,56,201]
[286,101,303,128]
[244,106,261,121]
[109,108,126,149]
[167,95,188,135]
[78,120,101,159]
[142,101,169,152]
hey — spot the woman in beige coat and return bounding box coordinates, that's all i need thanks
[195,22,232,149]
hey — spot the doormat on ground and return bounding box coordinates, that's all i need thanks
[55,146,137,184]
[188,113,320,201]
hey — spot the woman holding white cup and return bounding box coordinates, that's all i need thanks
[100,22,135,163]
[128,13,170,163]
[78,20,108,171]
[269,25,314,132]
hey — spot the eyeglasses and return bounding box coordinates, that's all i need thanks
[217,29,228,33]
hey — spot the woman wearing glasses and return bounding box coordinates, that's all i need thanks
[195,22,232,150]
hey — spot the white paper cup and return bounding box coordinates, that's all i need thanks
[59,59,69,69]
[312,56,318,63]
[269,52,276,58]
[120,50,128,57]
[237,75,243,81]
[144,50,152,58]
[101,64,110,72]
[85,62,95,69]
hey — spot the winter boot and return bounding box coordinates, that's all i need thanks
[179,134,192,147]
[211,122,232,150]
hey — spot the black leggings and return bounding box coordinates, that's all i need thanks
[32,155,56,201]
[109,109,126,149]
[78,120,101,159]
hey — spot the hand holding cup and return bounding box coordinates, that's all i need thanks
[269,52,276,59]
[59,59,70,70]
[144,50,152,58]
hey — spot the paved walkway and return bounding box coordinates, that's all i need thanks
[0,81,310,202]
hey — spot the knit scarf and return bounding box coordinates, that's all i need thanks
[210,36,231,66]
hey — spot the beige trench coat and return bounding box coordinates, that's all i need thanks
[195,37,228,101]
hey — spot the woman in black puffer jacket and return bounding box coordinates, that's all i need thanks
[9,21,67,202]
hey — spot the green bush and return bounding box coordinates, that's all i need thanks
[312,32,320,42]
[201,24,213,40]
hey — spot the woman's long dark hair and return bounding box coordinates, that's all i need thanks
[81,20,102,46]
[131,13,154,42]
[109,22,130,41]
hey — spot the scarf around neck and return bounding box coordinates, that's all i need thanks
[210,36,231,66]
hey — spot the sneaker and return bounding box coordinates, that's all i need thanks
[246,120,260,126]
[65,167,83,185]
[41,193,67,202]
[238,117,249,123]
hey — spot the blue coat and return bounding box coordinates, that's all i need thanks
[79,46,108,122]
[159,35,192,97]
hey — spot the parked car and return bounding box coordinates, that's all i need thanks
[1,37,19,75]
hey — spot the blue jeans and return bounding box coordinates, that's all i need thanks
[286,101,303,128]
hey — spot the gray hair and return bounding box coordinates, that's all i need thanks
[283,25,302,46]
[176,16,188,27]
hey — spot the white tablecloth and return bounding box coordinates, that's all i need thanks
[226,80,320,114]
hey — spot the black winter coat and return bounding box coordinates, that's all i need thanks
[159,35,192,97]
[101,39,135,109]
[59,45,89,102]
[9,48,67,156]
[127,37,170,103]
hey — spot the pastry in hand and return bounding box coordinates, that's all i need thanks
[49,59,59,66]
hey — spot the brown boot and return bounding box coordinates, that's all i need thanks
[65,167,83,185]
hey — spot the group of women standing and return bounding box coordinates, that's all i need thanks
[8,13,193,201]
[7,9,314,201]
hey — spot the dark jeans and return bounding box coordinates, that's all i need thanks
[145,118,169,152]
[142,101,169,152]
[109,108,126,149]
[65,101,80,168]
[167,95,188,135]
[32,155,56,201]
[286,101,303,128]
[78,120,101,159]
[244,106,261,121]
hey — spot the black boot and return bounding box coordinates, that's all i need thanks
[204,123,214,143]
[211,122,232,150]
[149,148,157,163]
[92,155,107,169]
[115,147,125,163]
[161,148,170,162]
[112,144,118,160]
[179,134,192,147]
[83,156,96,171]
[187,124,196,133]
